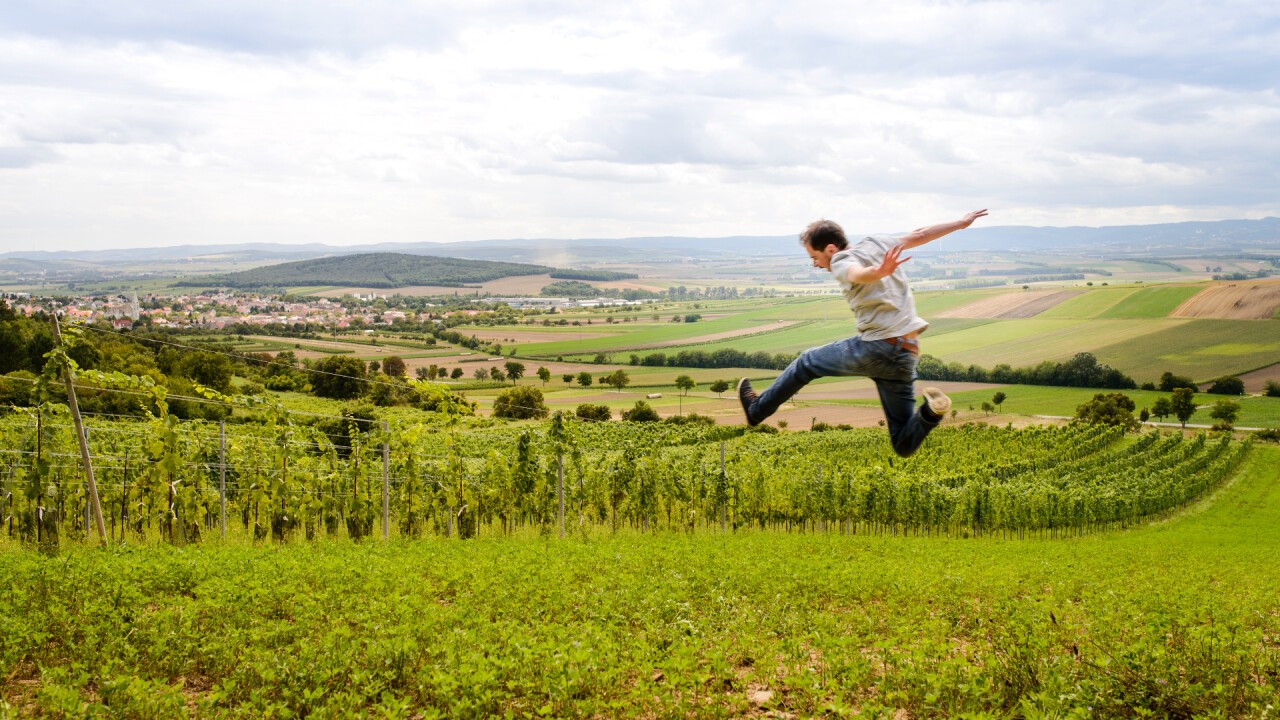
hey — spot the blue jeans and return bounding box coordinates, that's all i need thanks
[745,336,939,457]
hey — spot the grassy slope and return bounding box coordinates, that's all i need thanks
[1097,284,1203,318]
[2,447,1277,717]
[1092,318,1280,382]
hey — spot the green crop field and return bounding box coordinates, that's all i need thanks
[1093,319,1280,383]
[1034,287,1137,318]
[1097,284,1204,318]
[1,427,1276,718]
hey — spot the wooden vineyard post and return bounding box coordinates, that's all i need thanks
[720,442,726,532]
[382,421,390,541]
[219,421,227,540]
[557,452,565,539]
[50,316,107,546]
[83,427,91,535]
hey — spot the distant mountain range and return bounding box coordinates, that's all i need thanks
[3,217,1278,280]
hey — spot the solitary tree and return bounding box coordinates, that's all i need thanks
[1151,397,1173,422]
[536,366,551,385]
[1209,399,1241,430]
[489,366,504,382]
[577,371,593,388]
[415,367,430,381]
[709,379,730,398]
[674,374,696,414]
[675,375,696,396]
[604,369,630,393]
[382,355,407,378]
[450,367,463,380]
[563,373,575,384]
[992,391,1007,410]
[1170,387,1197,428]
[504,360,526,384]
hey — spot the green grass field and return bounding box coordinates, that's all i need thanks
[1092,318,1280,383]
[1097,284,1203,318]
[3,446,1277,717]
[1036,287,1137,318]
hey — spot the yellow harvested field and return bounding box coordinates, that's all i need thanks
[936,289,1083,319]
[1170,280,1280,320]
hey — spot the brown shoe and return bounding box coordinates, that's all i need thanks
[921,387,951,421]
[737,377,760,426]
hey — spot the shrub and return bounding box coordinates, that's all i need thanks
[493,385,549,420]
[575,403,612,422]
[1264,380,1280,398]
[1206,376,1245,395]
[663,413,715,426]
[621,400,660,423]
[1073,392,1139,431]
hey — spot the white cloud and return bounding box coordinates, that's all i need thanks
[0,0,1278,252]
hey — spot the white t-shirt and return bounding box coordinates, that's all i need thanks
[828,234,929,341]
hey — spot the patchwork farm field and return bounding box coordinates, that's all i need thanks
[460,281,1280,384]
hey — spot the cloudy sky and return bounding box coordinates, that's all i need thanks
[1,1,1277,252]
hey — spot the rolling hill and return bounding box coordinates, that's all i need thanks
[173,252,556,289]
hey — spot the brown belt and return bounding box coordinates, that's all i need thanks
[883,335,919,356]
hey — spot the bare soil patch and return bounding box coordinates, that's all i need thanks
[1237,363,1280,393]
[1170,280,1280,320]
[936,289,1082,319]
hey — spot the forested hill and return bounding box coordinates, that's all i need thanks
[175,253,555,289]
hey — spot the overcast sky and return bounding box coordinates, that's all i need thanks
[1,1,1278,252]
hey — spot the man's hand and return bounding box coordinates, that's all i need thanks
[875,243,912,278]
[958,209,989,229]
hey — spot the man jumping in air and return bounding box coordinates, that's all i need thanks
[738,209,989,457]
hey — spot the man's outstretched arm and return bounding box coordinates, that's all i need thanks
[897,209,988,250]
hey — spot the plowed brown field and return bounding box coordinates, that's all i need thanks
[1170,280,1280,320]
[936,289,1082,319]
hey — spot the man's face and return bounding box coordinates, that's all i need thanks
[805,243,839,271]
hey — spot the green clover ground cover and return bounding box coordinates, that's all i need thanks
[3,446,1279,718]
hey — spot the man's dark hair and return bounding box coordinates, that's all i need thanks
[800,219,848,251]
